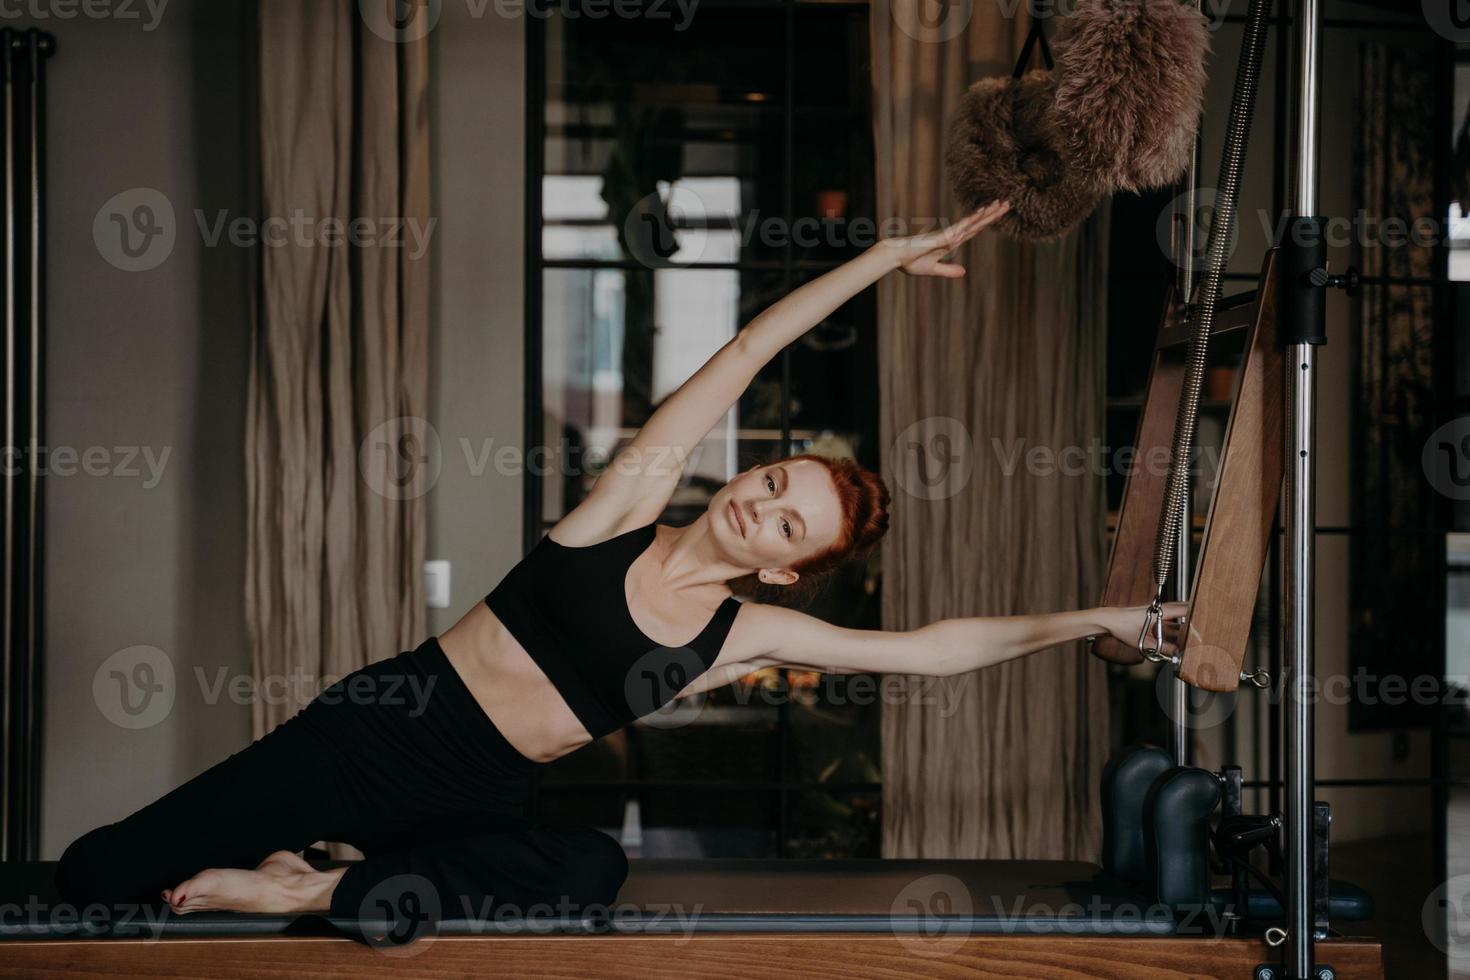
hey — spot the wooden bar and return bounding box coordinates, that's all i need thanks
[0,933,1384,979]
[1093,283,1186,665]
[1094,250,1284,688]
[1179,250,1284,692]
[1156,288,1260,350]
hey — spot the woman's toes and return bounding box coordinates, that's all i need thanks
[167,872,208,912]
[164,867,298,914]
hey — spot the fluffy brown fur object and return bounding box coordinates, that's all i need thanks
[1053,0,1211,193]
[944,0,1209,240]
[944,69,1105,242]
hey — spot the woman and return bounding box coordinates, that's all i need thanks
[57,200,1183,926]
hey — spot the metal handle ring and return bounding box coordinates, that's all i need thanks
[1137,593,1166,661]
[1240,666,1271,689]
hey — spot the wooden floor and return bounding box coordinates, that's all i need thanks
[0,933,1384,979]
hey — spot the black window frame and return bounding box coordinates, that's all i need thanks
[521,0,882,858]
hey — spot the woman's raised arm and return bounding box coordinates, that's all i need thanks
[566,202,1013,534]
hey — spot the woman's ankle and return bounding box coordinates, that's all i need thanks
[282,867,349,913]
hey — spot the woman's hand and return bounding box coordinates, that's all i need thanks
[1099,602,1189,659]
[882,201,1011,278]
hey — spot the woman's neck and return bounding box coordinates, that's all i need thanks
[655,516,746,595]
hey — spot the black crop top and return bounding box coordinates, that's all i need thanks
[483,522,743,739]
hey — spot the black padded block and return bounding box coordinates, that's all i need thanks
[1100,744,1173,886]
[1143,767,1222,912]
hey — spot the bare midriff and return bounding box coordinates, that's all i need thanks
[436,602,594,764]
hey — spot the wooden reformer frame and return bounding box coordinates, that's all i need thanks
[1093,248,1285,694]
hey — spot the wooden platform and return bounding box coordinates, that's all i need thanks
[0,933,1385,979]
[0,858,1383,978]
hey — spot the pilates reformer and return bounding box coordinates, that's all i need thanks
[0,2,1386,977]
[1087,0,1381,976]
[0,744,1382,977]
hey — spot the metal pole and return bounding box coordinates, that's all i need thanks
[23,29,47,860]
[0,29,14,861]
[1169,124,1203,765]
[1285,0,1322,975]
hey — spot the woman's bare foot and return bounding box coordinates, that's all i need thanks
[163,852,344,915]
[163,867,293,914]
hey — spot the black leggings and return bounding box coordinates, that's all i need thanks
[55,637,627,927]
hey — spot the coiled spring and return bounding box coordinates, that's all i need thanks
[1143,0,1274,660]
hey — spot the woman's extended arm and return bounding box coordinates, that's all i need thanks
[705,599,1187,683]
[570,202,1012,530]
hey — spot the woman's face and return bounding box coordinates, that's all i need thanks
[709,459,844,574]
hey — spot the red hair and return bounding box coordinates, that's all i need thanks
[732,452,891,607]
[783,452,890,577]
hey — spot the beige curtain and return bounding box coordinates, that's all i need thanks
[873,1,1111,860]
[246,2,431,737]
